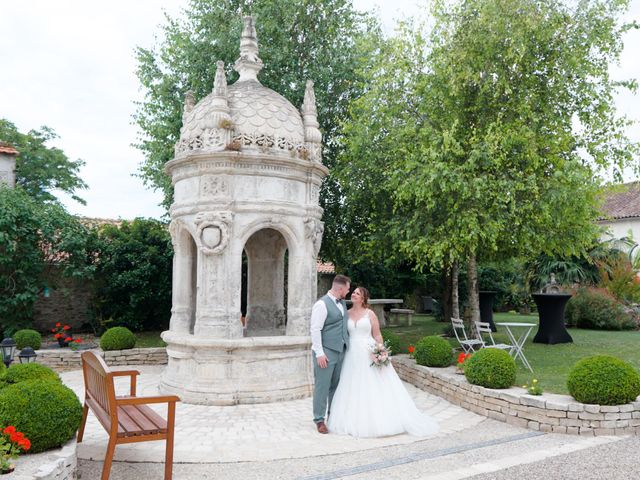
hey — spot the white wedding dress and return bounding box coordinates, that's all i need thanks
[327,311,439,438]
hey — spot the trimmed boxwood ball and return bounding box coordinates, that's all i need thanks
[14,329,42,350]
[3,363,60,385]
[567,355,640,405]
[465,348,516,389]
[100,326,136,351]
[414,336,453,367]
[380,329,401,355]
[0,379,83,453]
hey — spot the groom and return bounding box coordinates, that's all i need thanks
[310,274,351,434]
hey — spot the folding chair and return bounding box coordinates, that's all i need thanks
[474,321,514,354]
[451,317,483,354]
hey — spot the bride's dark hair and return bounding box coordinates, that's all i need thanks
[356,286,370,309]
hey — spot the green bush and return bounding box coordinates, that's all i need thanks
[380,329,401,355]
[100,326,136,351]
[3,363,60,385]
[14,329,42,350]
[465,348,516,389]
[567,355,640,405]
[565,288,635,330]
[414,336,452,367]
[0,379,83,453]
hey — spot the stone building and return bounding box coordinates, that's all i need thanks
[160,17,329,405]
[0,143,18,187]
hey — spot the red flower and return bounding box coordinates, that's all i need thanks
[55,322,61,327]
[408,345,415,354]
[65,337,72,342]
[3,426,15,435]
[51,328,56,333]
[63,325,71,330]
[19,438,30,451]
[54,333,62,339]
[75,338,82,343]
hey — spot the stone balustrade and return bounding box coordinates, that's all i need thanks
[393,355,640,436]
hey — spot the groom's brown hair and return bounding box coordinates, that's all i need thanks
[332,274,351,286]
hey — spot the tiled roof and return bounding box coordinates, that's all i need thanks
[0,143,18,155]
[600,182,640,221]
[316,261,335,274]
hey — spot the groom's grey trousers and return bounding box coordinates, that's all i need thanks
[313,346,345,423]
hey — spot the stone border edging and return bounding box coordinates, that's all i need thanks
[10,439,76,480]
[35,347,168,370]
[393,355,640,436]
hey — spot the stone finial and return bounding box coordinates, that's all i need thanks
[234,16,264,82]
[213,61,228,97]
[184,90,195,114]
[301,80,322,160]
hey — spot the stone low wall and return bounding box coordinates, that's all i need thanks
[36,347,168,370]
[393,355,640,436]
[9,439,76,480]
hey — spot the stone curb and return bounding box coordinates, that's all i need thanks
[393,355,640,437]
[9,439,76,480]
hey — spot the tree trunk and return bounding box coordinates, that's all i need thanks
[441,264,452,323]
[467,254,480,323]
[452,260,460,319]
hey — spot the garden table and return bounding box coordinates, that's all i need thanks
[495,322,536,373]
[348,298,403,327]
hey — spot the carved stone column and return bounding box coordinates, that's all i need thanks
[169,223,196,334]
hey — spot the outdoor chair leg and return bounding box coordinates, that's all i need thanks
[164,402,176,480]
[77,404,89,442]
[101,437,117,480]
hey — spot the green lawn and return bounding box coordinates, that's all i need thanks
[385,312,640,395]
[134,331,166,348]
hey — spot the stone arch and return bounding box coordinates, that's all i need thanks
[169,221,198,334]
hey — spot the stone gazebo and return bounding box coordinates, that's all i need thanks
[160,16,328,405]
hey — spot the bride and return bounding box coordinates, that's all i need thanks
[327,287,439,438]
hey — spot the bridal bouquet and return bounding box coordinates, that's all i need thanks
[369,341,391,368]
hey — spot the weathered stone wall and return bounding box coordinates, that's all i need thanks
[393,355,640,436]
[11,439,76,480]
[32,269,92,333]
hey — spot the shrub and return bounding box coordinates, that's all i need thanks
[380,329,401,355]
[567,355,640,405]
[414,336,452,367]
[3,363,60,385]
[100,326,136,351]
[565,288,635,330]
[13,329,42,350]
[0,379,82,453]
[465,348,516,389]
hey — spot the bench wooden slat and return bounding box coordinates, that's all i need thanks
[118,404,167,437]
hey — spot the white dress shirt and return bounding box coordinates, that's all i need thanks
[310,291,344,357]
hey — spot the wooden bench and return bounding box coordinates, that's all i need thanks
[389,308,415,326]
[77,351,180,480]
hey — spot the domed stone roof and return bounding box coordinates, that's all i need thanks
[174,17,320,160]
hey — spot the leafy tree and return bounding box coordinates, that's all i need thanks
[0,119,87,205]
[91,219,173,332]
[0,186,93,335]
[338,0,638,320]
[133,0,382,258]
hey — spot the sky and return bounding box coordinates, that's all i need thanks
[1,0,639,220]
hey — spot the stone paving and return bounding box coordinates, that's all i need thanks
[60,365,485,464]
[62,366,626,479]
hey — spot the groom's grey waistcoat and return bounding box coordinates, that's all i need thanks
[320,295,349,352]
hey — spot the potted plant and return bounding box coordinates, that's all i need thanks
[51,323,73,347]
[0,426,31,474]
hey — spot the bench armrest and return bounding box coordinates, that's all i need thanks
[111,370,141,377]
[116,395,180,406]
[110,370,141,396]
